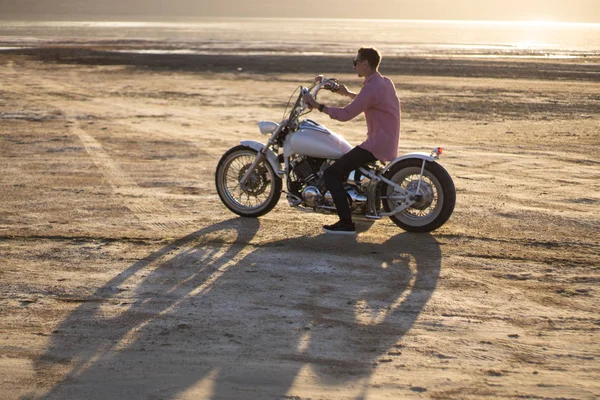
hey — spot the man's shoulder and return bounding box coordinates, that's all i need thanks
[370,73,394,88]
[362,73,382,88]
[362,73,396,101]
[381,75,396,86]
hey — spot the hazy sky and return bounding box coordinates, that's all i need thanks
[0,0,599,23]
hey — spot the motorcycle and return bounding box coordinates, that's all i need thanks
[215,76,455,232]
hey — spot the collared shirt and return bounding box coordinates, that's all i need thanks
[327,72,400,162]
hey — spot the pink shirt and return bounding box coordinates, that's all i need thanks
[327,72,400,162]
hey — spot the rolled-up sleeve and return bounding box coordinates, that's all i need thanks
[327,86,376,122]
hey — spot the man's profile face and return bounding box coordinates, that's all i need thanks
[353,55,368,78]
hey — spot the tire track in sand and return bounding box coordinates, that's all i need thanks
[13,68,189,232]
[71,122,180,232]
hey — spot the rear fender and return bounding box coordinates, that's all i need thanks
[240,140,284,178]
[382,152,436,175]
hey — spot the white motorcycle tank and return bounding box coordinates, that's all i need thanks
[284,119,352,159]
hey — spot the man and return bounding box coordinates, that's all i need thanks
[302,47,401,235]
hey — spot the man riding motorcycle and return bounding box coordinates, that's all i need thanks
[302,47,401,235]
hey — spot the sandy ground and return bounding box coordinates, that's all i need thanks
[0,51,599,399]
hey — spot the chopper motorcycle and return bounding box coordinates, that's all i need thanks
[215,76,455,232]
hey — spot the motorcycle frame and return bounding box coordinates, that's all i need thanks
[239,137,439,219]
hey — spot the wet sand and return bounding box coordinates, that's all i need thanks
[1,48,599,399]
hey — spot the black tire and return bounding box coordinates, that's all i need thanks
[215,145,282,217]
[381,159,455,232]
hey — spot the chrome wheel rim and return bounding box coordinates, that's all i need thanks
[221,151,275,212]
[387,167,444,226]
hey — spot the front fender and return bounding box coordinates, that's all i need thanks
[240,140,284,178]
[382,152,436,175]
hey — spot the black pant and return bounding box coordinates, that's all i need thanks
[323,146,377,223]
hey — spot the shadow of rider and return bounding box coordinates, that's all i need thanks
[28,218,442,399]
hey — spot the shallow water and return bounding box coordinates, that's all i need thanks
[1,18,599,58]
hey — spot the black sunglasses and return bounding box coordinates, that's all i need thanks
[353,58,363,67]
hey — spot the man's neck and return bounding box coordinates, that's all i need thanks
[363,69,377,80]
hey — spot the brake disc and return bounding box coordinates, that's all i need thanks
[238,164,269,196]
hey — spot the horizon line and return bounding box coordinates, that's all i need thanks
[1,16,599,27]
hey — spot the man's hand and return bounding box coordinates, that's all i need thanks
[302,92,319,109]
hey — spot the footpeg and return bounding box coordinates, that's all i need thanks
[365,214,382,220]
[282,190,302,206]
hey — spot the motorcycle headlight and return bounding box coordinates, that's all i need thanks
[258,121,279,135]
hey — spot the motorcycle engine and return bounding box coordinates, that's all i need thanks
[291,156,325,184]
[288,156,328,206]
[288,155,367,210]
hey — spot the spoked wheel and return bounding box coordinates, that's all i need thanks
[382,159,455,232]
[215,145,282,217]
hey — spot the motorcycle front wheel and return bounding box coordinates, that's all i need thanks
[215,145,282,217]
[381,159,456,232]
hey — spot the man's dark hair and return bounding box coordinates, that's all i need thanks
[357,47,381,70]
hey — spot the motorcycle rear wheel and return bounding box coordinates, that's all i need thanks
[215,145,282,217]
[381,159,455,232]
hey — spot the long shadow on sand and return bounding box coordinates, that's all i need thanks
[27,218,442,399]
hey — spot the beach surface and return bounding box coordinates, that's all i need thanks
[1,49,599,399]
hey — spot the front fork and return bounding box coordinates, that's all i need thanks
[239,151,266,190]
[362,159,427,218]
[239,127,283,189]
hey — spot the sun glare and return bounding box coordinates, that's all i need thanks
[514,19,599,28]
[526,20,555,26]
[515,40,544,49]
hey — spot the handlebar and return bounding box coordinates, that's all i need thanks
[296,76,339,114]
[312,75,340,98]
